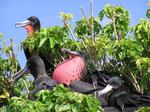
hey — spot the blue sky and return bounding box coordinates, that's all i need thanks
[0,0,148,67]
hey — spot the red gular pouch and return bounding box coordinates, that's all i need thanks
[25,25,34,36]
[52,50,86,86]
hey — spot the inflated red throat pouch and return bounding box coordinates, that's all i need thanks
[52,56,85,86]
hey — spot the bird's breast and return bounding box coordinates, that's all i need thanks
[52,56,85,86]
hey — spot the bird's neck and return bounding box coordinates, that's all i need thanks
[34,73,49,86]
[35,73,48,79]
[25,25,34,36]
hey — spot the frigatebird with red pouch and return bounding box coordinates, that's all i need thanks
[15,16,53,72]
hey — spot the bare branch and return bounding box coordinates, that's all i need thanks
[80,7,89,24]
[90,0,95,44]
[112,16,119,40]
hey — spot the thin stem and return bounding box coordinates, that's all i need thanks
[80,7,89,24]
[64,21,76,41]
[90,0,95,44]
[130,72,141,93]
[64,22,81,50]
[22,78,30,94]
[112,16,119,40]
[10,38,18,73]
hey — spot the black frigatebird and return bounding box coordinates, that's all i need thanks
[12,55,58,100]
[98,76,150,112]
[15,16,53,72]
[67,75,150,112]
[52,48,88,86]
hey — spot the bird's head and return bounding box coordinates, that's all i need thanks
[15,16,41,36]
[61,48,88,61]
[98,76,123,96]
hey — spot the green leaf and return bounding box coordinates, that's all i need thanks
[38,37,47,48]
[49,37,56,48]
[146,9,150,19]
[99,10,104,21]
[136,107,150,112]
[55,103,71,112]
[0,33,2,37]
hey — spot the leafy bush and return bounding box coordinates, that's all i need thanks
[136,107,150,112]
[75,17,101,39]
[99,4,130,39]
[0,85,103,112]
[22,26,82,68]
[132,19,150,57]
[136,58,150,93]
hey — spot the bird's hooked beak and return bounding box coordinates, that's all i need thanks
[61,48,80,58]
[12,65,30,82]
[15,20,31,27]
[98,84,113,96]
